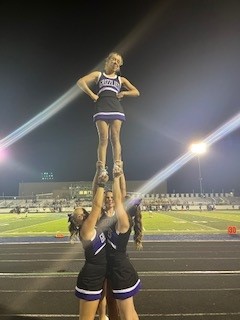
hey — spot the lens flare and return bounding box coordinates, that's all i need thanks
[0,148,8,162]
[0,85,80,152]
[134,111,240,196]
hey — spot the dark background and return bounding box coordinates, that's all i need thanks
[0,0,240,196]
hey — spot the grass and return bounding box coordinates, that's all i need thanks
[143,210,240,234]
[0,210,240,238]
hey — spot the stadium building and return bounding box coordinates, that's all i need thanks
[18,180,167,199]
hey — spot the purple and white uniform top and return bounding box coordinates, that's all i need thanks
[93,72,126,122]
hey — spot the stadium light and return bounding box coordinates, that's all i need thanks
[190,143,207,195]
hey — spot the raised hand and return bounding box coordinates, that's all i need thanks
[98,169,109,184]
[113,160,123,178]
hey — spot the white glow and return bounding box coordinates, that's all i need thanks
[133,111,240,196]
[190,143,207,155]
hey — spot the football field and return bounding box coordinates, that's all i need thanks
[0,210,240,237]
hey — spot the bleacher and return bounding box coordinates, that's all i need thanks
[0,192,240,213]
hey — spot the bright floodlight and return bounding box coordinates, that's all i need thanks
[190,142,207,155]
[190,142,207,195]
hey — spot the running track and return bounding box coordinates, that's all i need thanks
[0,235,240,320]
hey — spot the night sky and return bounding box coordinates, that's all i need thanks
[0,0,240,196]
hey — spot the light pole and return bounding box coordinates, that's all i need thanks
[190,143,207,196]
[197,155,203,195]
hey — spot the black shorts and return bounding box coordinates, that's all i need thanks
[107,257,141,300]
[75,263,107,301]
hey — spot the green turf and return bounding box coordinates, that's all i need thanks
[0,210,240,237]
[143,210,240,234]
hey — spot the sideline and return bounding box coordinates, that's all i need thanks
[1,233,240,244]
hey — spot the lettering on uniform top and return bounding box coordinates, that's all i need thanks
[99,79,121,91]
[99,232,106,243]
